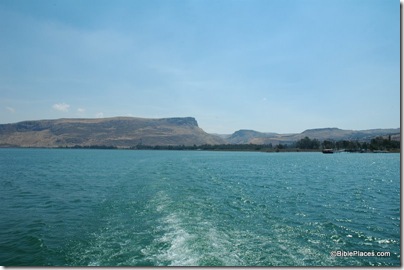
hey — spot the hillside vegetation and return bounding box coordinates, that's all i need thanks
[0,117,225,147]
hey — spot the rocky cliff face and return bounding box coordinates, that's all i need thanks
[161,117,199,127]
[0,117,225,147]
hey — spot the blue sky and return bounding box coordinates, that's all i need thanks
[0,0,400,133]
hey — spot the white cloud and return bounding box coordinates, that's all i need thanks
[6,106,15,113]
[52,103,70,112]
[77,108,85,113]
[95,112,104,118]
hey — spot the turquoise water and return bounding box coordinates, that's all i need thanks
[0,149,400,266]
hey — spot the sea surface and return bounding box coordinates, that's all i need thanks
[0,149,400,266]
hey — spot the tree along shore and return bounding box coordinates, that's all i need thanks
[54,136,400,153]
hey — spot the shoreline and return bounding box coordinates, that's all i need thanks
[0,146,399,153]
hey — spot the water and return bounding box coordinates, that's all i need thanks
[0,149,400,266]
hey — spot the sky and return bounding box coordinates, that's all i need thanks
[0,0,400,134]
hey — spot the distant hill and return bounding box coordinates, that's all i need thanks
[227,130,278,144]
[298,128,401,141]
[0,117,225,148]
[227,127,400,145]
[0,116,399,148]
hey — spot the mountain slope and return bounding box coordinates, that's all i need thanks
[227,130,278,144]
[0,117,225,147]
[227,127,400,145]
[0,117,399,148]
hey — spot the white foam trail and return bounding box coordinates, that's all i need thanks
[156,213,200,266]
[143,191,244,266]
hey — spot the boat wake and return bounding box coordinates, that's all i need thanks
[141,191,242,266]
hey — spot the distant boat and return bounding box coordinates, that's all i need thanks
[322,149,334,154]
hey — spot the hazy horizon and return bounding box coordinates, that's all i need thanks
[0,0,400,134]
